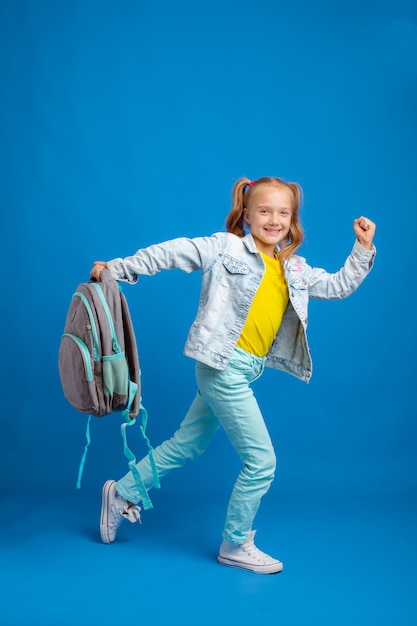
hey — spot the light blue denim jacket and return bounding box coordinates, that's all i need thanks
[107,232,376,382]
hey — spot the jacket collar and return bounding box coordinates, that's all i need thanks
[242,232,257,253]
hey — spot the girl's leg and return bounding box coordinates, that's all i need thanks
[196,349,276,544]
[115,390,221,503]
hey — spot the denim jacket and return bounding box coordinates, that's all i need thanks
[107,232,376,382]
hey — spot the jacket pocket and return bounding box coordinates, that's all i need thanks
[288,274,308,290]
[217,255,251,288]
[222,255,251,274]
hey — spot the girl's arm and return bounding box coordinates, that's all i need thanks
[90,233,227,283]
[302,216,376,300]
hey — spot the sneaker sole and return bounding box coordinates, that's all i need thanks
[100,480,115,544]
[217,555,283,574]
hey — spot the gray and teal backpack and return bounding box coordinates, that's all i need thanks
[58,268,159,509]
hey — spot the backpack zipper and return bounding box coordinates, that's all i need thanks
[73,291,100,361]
[91,283,122,354]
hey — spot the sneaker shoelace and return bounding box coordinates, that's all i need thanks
[121,502,142,524]
[242,539,271,563]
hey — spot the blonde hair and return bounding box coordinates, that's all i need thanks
[225,176,304,264]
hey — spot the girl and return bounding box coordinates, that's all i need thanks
[91,176,376,574]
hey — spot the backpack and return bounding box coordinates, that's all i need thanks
[58,268,159,510]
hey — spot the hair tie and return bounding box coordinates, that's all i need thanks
[248,180,255,187]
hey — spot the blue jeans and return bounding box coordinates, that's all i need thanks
[116,347,276,544]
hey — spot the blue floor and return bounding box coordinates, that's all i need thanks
[1,489,416,625]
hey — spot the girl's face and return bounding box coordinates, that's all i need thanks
[244,186,293,257]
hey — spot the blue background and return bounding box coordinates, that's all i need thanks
[1,1,416,624]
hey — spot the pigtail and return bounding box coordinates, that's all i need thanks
[226,178,251,237]
[277,182,304,265]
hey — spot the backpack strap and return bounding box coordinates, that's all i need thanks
[76,414,92,490]
[137,403,160,492]
[120,383,160,511]
[76,385,160,509]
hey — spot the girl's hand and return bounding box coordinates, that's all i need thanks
[90,261,108,281]
[353,217,376,250]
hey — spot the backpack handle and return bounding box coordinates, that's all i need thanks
[90,267,113,284]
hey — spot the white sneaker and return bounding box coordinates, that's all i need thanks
[218,530,283,574]
[100,480,141,544]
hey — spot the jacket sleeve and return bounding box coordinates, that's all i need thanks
[106,233,227,283]
[305,240,376,300]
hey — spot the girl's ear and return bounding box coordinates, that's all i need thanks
[243,208,250,224]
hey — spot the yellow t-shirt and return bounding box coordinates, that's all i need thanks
[236,252,289,357]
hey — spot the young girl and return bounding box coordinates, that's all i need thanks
[91,176,376,574]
